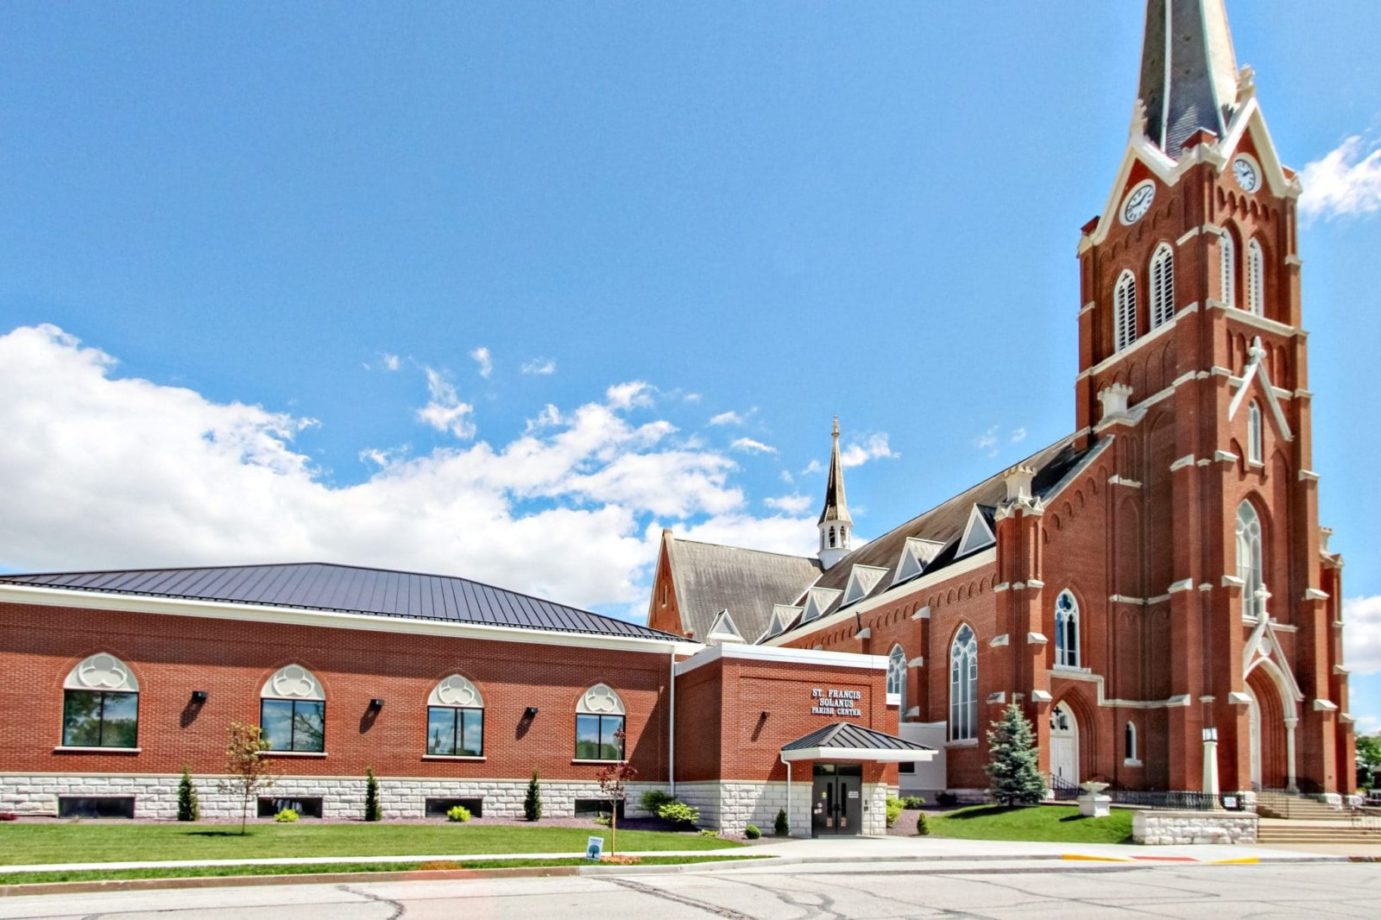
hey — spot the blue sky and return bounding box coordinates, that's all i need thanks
[2,2,1379,728]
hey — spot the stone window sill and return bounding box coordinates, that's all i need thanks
[422,755,486,762]
[1123,758,1144,768]
[945,739,979,749]
[1052,665,1091,675]
[262,751,327,758]
[54,746,141,754]
[572,758,625,765]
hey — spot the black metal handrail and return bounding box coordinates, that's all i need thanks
[1047,774,1080,801]
[1107,789,1218,811]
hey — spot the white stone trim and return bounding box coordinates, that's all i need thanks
[576,683,625,716]
[262,664,324,702]
[429,674,484,708]
[675,642,887,676]
[64,653,139,692]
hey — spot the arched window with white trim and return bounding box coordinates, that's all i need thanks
[1237,502,1265,620]
[1149,244,1175,329]
[1055,590,1080,669]
[887,644,907,712]
[949,625,978,742]
[62,653,139,748]
[261,664,325,753]
[1246,238,1264,316]
[1247,401,1263,464]
[1114,270,1138,352]
[575,683,626,761]
[1220,231,1236,307]
[1125,721,1139,763]
[427,674,485,757]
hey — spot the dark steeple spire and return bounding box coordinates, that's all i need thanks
[817,417,853,570]
[1137,0,1240,158]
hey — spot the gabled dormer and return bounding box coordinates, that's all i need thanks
[842,564,889,608]
[759,604,804,642]
[705,609,744,645]
[956,505,996,558]
[894,537,945,585]
[801,586,843,624]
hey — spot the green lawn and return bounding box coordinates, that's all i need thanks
[0,854,768,886]
[921,805,1134,844]
[0,823,741,866]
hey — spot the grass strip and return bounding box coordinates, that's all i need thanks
[0,854,770,886]
[924,805,1135,844]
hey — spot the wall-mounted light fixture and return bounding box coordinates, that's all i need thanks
[191,690,208,703]
[1202,726,1218,742]
[525,706,540,717]
[369,698,385,710]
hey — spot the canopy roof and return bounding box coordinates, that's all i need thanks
[781,722,935,763]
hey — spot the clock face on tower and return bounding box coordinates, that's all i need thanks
[1233,155,1260,192]
[1121,181,1155,225]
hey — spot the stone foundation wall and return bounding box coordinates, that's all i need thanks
[1132,809,1258,845]
[676,780,887,837]
[0,773,662,822]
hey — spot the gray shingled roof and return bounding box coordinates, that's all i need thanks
[1138,0,1239,158]
[665,537,821,643]
[782,721,932,753]
[0,562,679,642]
[774,434,1107,636]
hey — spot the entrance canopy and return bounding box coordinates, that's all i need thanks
[781,722,935,763]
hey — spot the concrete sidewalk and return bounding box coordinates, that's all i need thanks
[0,834,1353,876]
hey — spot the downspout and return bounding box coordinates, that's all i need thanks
[668,644,676,796]
[779,753,792,837]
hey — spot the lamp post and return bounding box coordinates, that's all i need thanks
[1202,726,1220,805]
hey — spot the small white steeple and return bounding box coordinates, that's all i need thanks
[817,417,853,570]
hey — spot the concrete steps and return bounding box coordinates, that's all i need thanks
[1255,794,1351,822]
[1258,824,1381,844]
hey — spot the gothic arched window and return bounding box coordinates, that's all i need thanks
[1220,231,1237,307]
[1247,239,1264,316]
[575,683,626,761]
[1055,590,1080,669]
[427,674,485,757]
[62,653,139,749]
[1150,244,1175,329]
[261,664,326,753]
[1114,270,1138,352]
[949,625,978,742]
[887,644,907,712]
[1247,401,1263,464]
[1237,502,1265,620]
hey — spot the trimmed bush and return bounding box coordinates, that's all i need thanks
[640,789,675,814]
[885,796,904,828]
[446,805,471,823]
[774,808,789,836]
[744,824,761,839]
[901,795,926,809]
[274,808,299,823]
[657,801,699,827]
[524,770,542,822]
[916,812,929,836]
[177,768,200,822]
[364,767,381,822]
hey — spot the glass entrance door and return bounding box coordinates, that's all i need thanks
[811,764,862,836]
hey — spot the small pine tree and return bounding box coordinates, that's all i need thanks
[984,702,1047,806]
[364,767,382,822]
[524,770,542,822]
[774,808,789,836]
[177,767,200,822]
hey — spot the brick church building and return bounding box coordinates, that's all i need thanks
[651,0,1356,801]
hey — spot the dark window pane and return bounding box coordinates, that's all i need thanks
[427,707,457,755]
[62,691,103,747]
[261,699,295,751]
[460,709,483,757]
[101,692,139,748]
[292,701,325,753]
[575,714,602,759]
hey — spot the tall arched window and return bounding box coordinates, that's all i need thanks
[1055,590,1080,669]
[575,683,626,761]
[1220,231,1236,307]
[828,527,836,548]
[1237,502,1265,620]
[949,625,978,742]
[1149,244,1175,329]
[427,674,485,757]
[1246,239,1264,316]
[1125,721,1139,762]
[1247,401,1263,464]
[261,664,325,753]
[62,653,139,748]
[1114,271,1138,352]
[887,644,907,712]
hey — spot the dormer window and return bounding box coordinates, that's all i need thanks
[1150,244,1175,329]
[1114,270,1138,352]
[843,565,889,607]
[957,505,996,557]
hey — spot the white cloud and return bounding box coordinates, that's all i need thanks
[1343,595,1381,675]
[470,346,493,379]
[0,325,774,610]
[1300,136,1381,222]
[709,411,744,427]
[779,470,794,485]
[669,513,816,558]
[974,425,1000,453]
[730,437,778,455]
[840,432,898,468]
[1010,427,1028,444]
[382,353,401,372]
[417,368,477,439]
[765,493,813,515]
[802,459,824,475]
[521,358,556,376]
[605,381,654,410]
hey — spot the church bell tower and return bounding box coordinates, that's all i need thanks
[817,418,853,570]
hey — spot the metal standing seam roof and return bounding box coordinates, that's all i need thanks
[664,537,822,643]
[0,562,681,642]
[781,722,933,753]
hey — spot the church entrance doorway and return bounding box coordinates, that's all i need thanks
[811,763,862,836]
[1050,702,1079,792]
